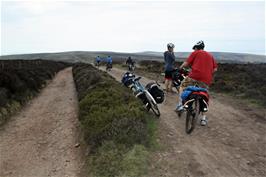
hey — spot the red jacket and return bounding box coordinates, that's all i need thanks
[187,50,217,85]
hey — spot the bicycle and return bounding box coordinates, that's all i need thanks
[128,63,135,72]
[179,86,209,134]
[106,63,112,71]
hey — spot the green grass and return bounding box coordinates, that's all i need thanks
[88,141,149,177]
[72,63,158,177]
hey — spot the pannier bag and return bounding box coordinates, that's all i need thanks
[121,72,135,87]
[145,82,165,104]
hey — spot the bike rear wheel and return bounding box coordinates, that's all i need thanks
[145,91,160,117]
[150,100,160,117]
[185,98,200,134]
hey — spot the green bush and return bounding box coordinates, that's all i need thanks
[72,63,156,176]
[73,64,153,149]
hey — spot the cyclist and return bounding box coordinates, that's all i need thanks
[164,43,176,93]
[96,56,101,66]
[106,55,112,70]
[176,41,217,126]
[126,56,135,71]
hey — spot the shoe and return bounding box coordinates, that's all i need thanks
[175,105,184,112]
[200,116,208,126]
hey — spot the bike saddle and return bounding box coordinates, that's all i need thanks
[134,76,142,81]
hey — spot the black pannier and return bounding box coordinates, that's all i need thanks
[145,82,165,104]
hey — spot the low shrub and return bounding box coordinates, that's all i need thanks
[72,63,156,176]
[0,59,69,125]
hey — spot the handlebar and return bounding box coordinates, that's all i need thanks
[133,76,142,82]
[173,68,190,75]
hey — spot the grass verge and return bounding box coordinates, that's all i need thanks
[72,63,158,177]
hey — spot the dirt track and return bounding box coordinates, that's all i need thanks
[1,66,265,177]
[0,68,84,177]
[107,67,266,177]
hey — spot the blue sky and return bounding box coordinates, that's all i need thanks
[1,1,265,55]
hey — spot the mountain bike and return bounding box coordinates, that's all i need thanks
[179,87,209,134]
[128,63,135,72]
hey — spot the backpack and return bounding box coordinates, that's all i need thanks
[145,82,165,104]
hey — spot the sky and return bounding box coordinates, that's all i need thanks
[1,0,265,55]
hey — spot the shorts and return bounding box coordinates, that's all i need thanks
[165,70,173,80]
[180,77,209,90]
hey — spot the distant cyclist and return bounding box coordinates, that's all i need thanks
[96,56,101,67]
[164,43,176,93]
[106,55,112,71]
[176,40,217,126]
[126,56,135,71]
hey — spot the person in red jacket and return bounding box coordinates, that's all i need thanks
[176,41,217,125]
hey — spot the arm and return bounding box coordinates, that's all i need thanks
[163,51,167,62]
[180,61,189,69]
[180,52,195,69]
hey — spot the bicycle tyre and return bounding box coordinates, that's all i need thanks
[145,91,160,117]
[185,98,200,134]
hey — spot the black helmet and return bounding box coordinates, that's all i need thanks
[192,40,205,50]
[167,43,175,48]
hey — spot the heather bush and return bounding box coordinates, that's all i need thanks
[72,63,157,176]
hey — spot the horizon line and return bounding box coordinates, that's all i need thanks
[1,50,265,57]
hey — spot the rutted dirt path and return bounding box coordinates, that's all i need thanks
[106,67,266,177]
[0,68,85,177]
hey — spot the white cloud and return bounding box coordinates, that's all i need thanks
[1,1,265,55]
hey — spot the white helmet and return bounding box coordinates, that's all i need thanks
[192,40,205,50]
[167,43,175,48]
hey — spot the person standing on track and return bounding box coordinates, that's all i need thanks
[176,40,218,126]
[164,43,176,93]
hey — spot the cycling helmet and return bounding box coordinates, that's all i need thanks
[167,43,175,48]
[192,40,205,50]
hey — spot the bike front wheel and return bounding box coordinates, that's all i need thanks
[185,98,200,134]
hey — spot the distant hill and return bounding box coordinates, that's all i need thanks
[1,51,265,63]
[139,51,266,63]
